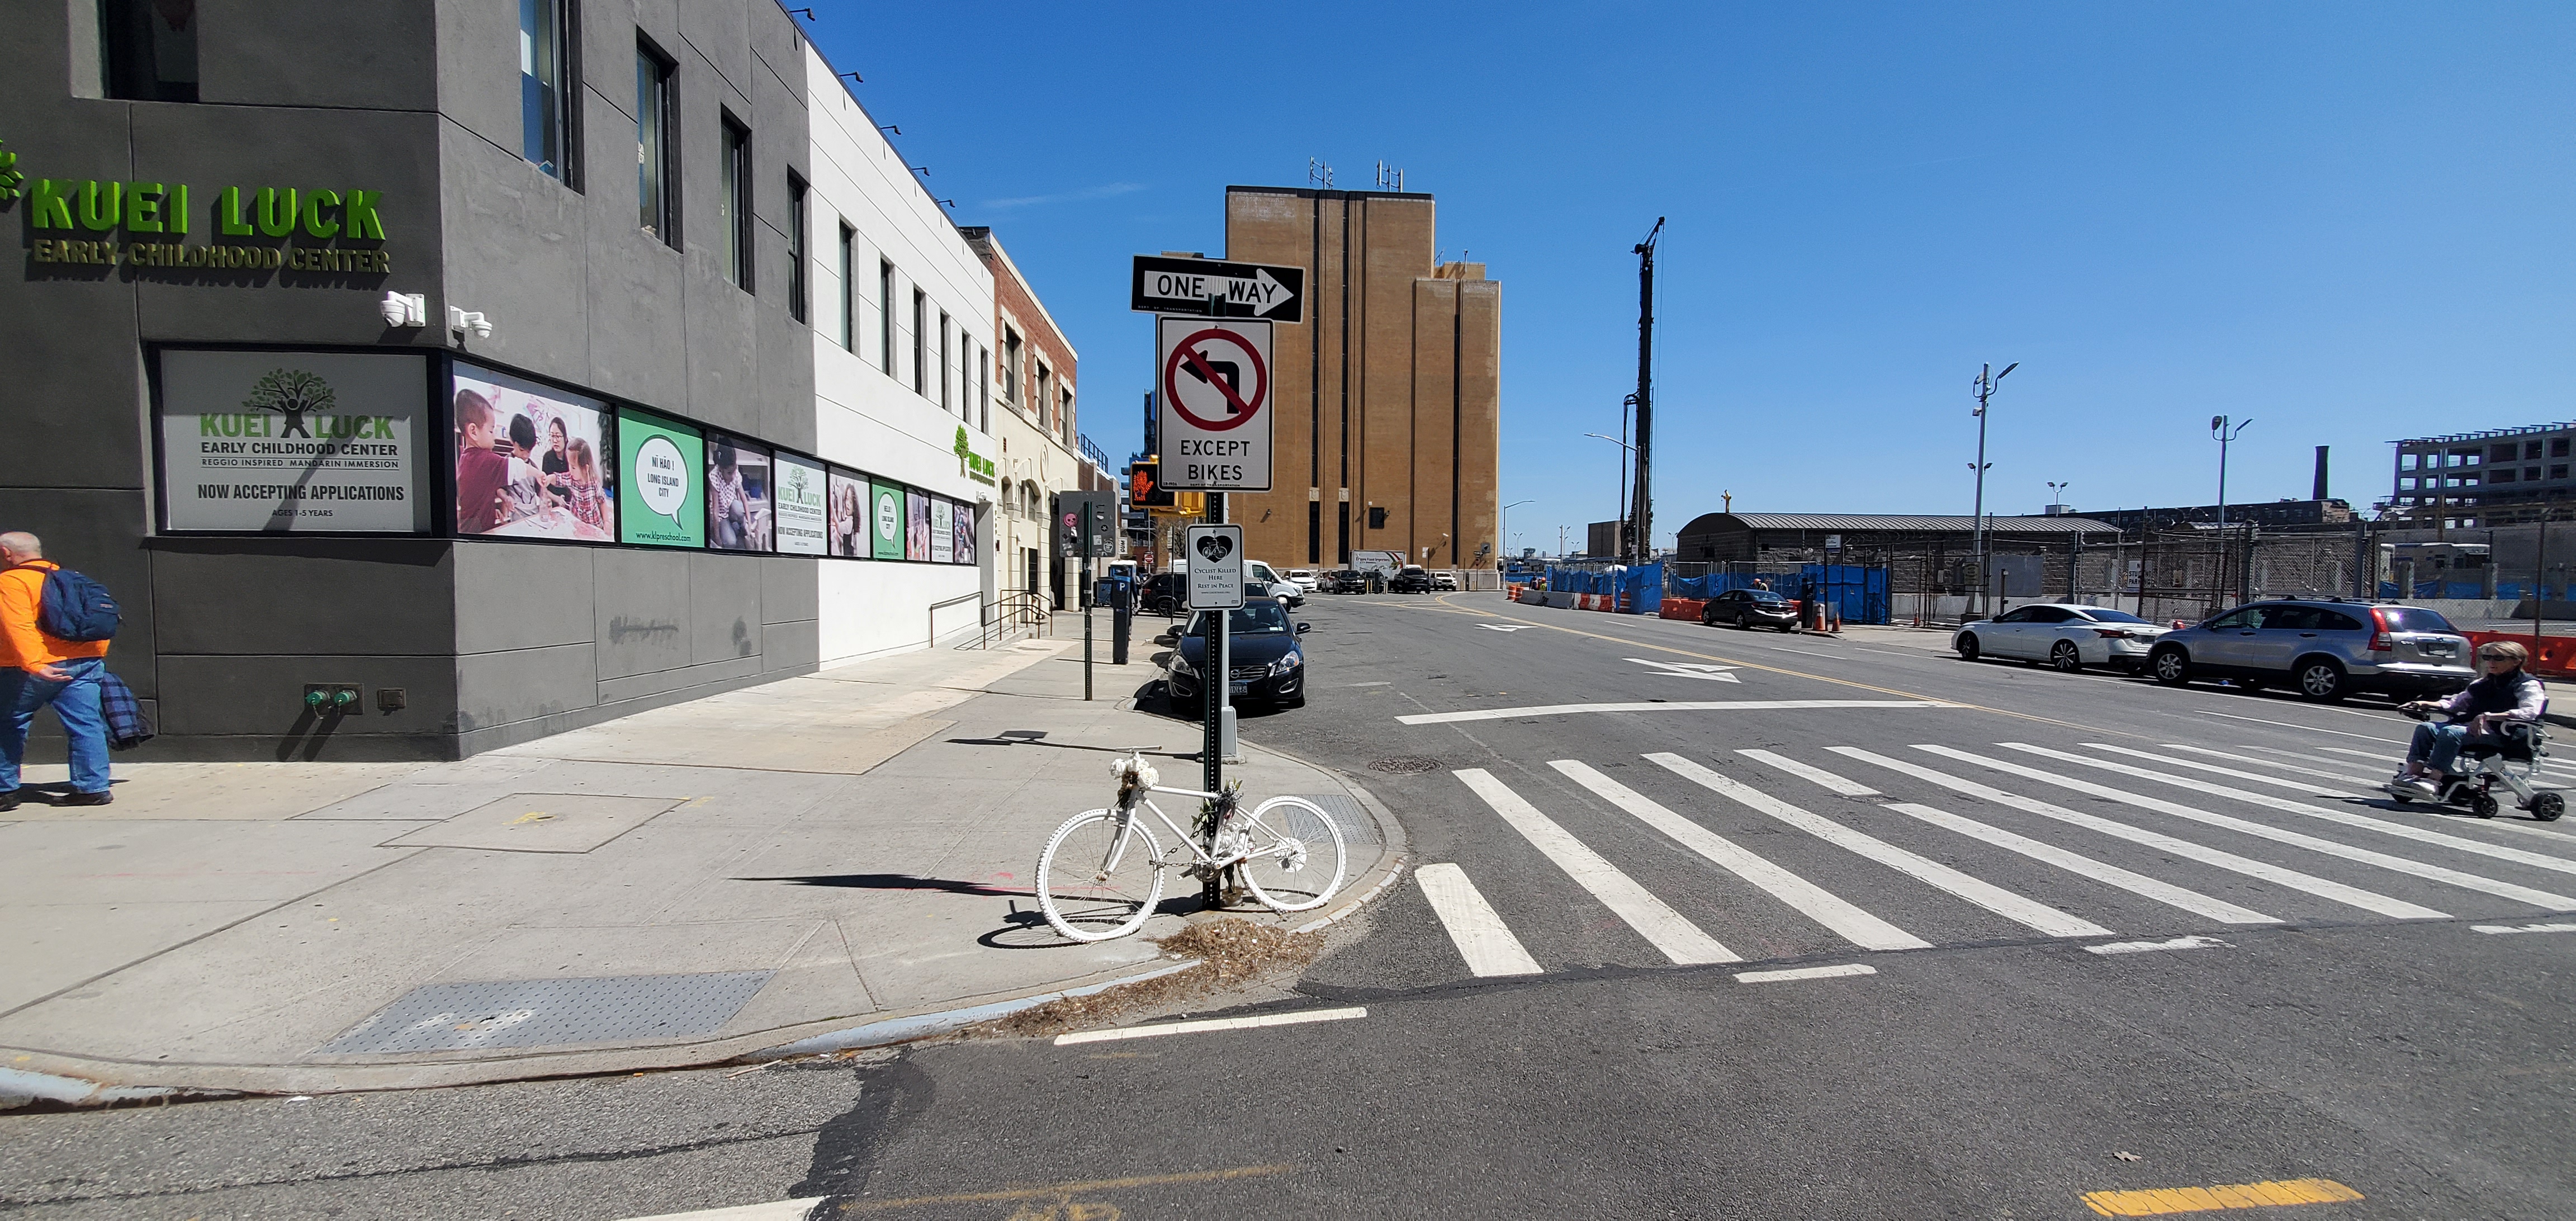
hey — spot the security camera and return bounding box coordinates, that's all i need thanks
[380,292,426,327]
[447,306,493,339]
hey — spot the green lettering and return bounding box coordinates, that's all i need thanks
[29,179,77,229]
[342,190,385,240]
[77,180,122,231]
[168,183,188,235]
[372,417,394,439]
[201,415,221,436]
[255,187,298,238]
[126,182,164,233]
[301,189,341,238]
[219,186,253,236]
[217,414,241,438]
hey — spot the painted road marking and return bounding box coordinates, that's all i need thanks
[2165,744,2380,786]
[1627,657,1741,683]
[1398,699,1950,725]
[1348,681,1392,687]
[2087,742,2360,797]
[1054,1007,1367,1046]
[1646,753,2114,939]
[1551,760,1930,952]
[2079,1177,2362,1215]
[1738,748,1881,796]
[2087,934,2234,955]
[2194,708,2403,743]
[1456,769,1740,964]
[2472,921,2576,934]
[2020,744,2576,888]
[1883,802,2284,927]
[836,1165,1299,1213]
[1735,963,1876,983]
[1476,624,1532,632]
[618,1200,825,1221]
[1414,863,1544,976]
[1943,745,2572,911]
[1834,748,2438,920]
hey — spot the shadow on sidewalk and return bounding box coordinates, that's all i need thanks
[737,873,1030,897]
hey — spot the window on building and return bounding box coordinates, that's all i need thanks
[1035,363,1053,430]
[977,345,990,432]
[2556,465,2570,481]
[2492,469,2517,484]
[2532,467,2546,482]
[1062,389,1076,445]
[911,291,927,396]
[519,0,578,183]
[879,261,896,375]
[1003,329,1023,406]
[2494,444,2520,463]
[635,42,678,244]
[937,313,952,411]
[2530,442,2547,460]
[719,115,751,290]
[837,224,856,351]
[98,0,197,102]
[787,174,809,323]
[2557,439,2572,458]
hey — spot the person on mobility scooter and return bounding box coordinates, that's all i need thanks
[2388,639,2564,820]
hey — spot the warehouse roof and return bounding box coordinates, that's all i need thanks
[1677,512,2123,535]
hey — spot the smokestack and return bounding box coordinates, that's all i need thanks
[2313,445,2329,502]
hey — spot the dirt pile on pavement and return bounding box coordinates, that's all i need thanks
[975,918,1324,1040]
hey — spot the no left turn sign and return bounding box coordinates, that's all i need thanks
[1157,316,1273,491]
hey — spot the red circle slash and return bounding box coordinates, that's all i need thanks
[1162,328,1268,432]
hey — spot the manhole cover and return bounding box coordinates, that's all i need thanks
[1368,758,1441,775]
[316,971,775,1054]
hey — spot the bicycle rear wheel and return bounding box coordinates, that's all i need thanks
[1235,796,1348,914]
[1036,808,1166,942]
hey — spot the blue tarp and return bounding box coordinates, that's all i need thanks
[2376,580,2532,600]
[1673,566,1890,624]
[1542,565,1662,612]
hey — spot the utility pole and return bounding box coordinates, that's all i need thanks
[1969,362,2016,614]
[2212,415,2252,610]
[1630,217,1663,567]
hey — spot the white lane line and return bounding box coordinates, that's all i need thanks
[1400,699,1950,725]
[2087,934,2233,956]
[1934,745,2574,912]
[1348,681,1393,687]
[2194,709,2405,743]
[1551,761,1930,952]
[617,1201,827,1221]
[1054,1006,1368,1046]
[1413,864,1544,977]
[1739,749,1882,796]
[1645,753,2114,939]
[1852,647,1928,658]
[2471,921,2576,934]
[1771,647,1846,658]
[1736,963,1876,983]
[1454,769,1740,965]
[2166,744,2382,786]
[2020,744,2576,883]
[1882,802,2284,926]
[1832,747,2435,920]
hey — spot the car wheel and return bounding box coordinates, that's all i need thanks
[1702,609,1720,627]
[2049,641,2082,673]
[2294,658,2348,703]
[2151,646,2192,686]
[1957,633,1981,662]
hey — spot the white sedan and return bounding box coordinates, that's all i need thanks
[1954,603,2169,673]
[1286,569,1319,593]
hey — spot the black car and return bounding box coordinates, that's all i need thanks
[1320,570,1376,594]
[1701,588,1800,631]
[1163,600,1311,710]
[1140,572,1188,614]
[1389,565,1436,594]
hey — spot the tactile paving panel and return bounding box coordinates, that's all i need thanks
[1289,793,1378,845]
[316,971,775,1054]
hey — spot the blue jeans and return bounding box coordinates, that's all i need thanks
[1,657,111,794]
[2407,721,2488,778]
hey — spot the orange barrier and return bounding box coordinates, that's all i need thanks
[1661,598,1707,621]
[2464,630,2576,679]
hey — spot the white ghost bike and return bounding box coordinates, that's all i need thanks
[1035,752,1347,943]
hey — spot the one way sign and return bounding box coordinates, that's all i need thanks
[1132,255,1305,323]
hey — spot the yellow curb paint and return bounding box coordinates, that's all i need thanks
[2080,1177,2363,1216]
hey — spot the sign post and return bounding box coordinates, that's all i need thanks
[1184,517,1243,903]
[1081,500,1095,701]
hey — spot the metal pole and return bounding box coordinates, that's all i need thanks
[1081,501,1095,701]
[2536,509,2549,660]
[1969,363,2011,614]
[1632,217,1662,568]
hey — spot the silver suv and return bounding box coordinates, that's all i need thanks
[2146,599,2475,702]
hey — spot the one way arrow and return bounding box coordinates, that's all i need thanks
[1626,657,1741,683]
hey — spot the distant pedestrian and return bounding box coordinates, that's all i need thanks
[1752,578,1769,591]
[1,532,117,810]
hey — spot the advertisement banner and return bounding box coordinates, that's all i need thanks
[905,490,932,562]
[951,499,976,566]
[773,452,828,556]
[158,349,430,533]
[705,432,771,552]
[450,361,615,541]
[869,480,905,560]
[827,467,870,557]
[931,499,956,564]
[617,408,705,547]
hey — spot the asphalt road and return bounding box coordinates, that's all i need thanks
[8,592,2573,1219]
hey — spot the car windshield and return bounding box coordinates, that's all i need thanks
[2076,608,2151,624]
[1185,602,1294,636]
[2378,606,2456,634]
[1745,590,1787,603]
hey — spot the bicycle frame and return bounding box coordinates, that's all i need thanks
[1097,782,1249,876]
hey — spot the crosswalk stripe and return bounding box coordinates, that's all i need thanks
[2164,743,2381,786]
[1454,769,1740,965]
[1644,753,2114,939]
[1881,802,2284,926]
[1414,863,1545,977]
[2316,742,2576,783]
[2086,742,2358,797]
[1551,761,1931,951]
[1929,745,2573,911]
[1831,747,2434,919]
[1736,749,1881,796]
[2026,744,2576,881]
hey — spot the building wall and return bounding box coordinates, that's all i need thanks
[960,228,1080,608]
[1221,187,1499,574]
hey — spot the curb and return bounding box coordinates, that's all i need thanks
[0,1066,241,1113]
[740,958,1205,1062]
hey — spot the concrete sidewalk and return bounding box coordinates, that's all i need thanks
[1,638,1403,1106]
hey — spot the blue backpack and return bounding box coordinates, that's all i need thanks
[31,566,120,643]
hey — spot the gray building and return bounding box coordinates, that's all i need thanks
[3,1,993,761]
[2393,422,2576,528]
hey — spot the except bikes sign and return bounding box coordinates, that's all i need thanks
[1156,318,1272,491]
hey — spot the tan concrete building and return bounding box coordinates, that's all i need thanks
[1218,187,1500,574]
[960,228,1082,608]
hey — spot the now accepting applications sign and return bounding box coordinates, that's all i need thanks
[157,349,429,533]
[1157,317,1272,491]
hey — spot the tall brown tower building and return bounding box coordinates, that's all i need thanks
[1219,186,1500,572]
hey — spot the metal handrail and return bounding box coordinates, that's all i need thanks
[929,591,982,649]
[959,589,1054,649]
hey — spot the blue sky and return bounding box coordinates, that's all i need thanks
[805,2,2573,555]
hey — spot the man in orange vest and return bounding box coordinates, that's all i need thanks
[1,532,113,810]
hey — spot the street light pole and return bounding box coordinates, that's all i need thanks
[2212,415,2253,608]
[1502,499,1533,569]
[1585,432,1637,559]
[1970,362,2016,614]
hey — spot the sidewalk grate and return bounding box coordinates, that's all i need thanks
[1290,793,1379,845]
[315,971,775,1055]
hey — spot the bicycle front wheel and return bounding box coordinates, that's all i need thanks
[1235,796,1348,914]
[1036,808,1167,942]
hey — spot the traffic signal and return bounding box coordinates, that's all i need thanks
[1128,461,1173,508]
